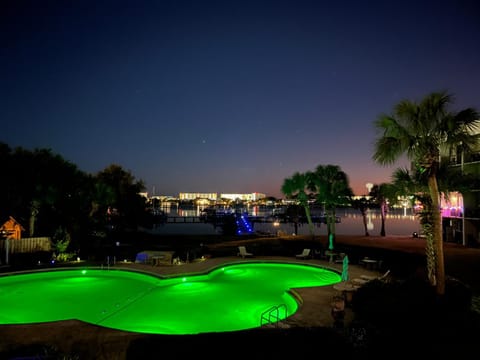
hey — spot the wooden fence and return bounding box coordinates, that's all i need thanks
[0,237,52,254]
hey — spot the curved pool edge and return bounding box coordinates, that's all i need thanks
[116,257,344,281]
[0,256,378,358]
[0,259,344,334]
[0,257,344,283]
[0,257,376,344]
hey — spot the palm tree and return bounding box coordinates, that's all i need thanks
[390,167,438,281]
[284,204,303,236]
[350,197,371,236]
[309,164,354,249]
[391,163,477,283]
[281,172,315,238]
[373,91,479,295]
[369,183,397,237]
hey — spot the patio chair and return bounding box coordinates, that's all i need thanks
[352,269,391,285]
[295,248,311,259]
[237,246,253,258]
[360,269,391,281]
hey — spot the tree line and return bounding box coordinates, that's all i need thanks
[0,143,151,252]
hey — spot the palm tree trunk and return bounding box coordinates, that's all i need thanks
[380,201,387,236]
[29,213,35,237]
[423,221,436,286]
[303,205,315,239]
[326,207,336,249]
[428,174,446,296]
[361,209,369,236]
[29,201,39,237]
[326,211,332,237]
[332,208,337,239]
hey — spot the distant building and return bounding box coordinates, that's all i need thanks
[220,192,266,202]
[155,192,268,202]
[179,192,218,201]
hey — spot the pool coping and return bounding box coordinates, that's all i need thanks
[0,256,380,357]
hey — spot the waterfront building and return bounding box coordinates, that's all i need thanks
[220,192,266,202]
[441,126,480,246]
[179,193,218,201]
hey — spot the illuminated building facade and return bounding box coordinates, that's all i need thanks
[179,193,218,201]
[219,192,266,202]
[177,192,266,202]
[442,127,480,246]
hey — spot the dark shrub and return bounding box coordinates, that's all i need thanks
[442,276,472,314]
[351,278,436,327]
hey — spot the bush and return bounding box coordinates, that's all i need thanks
[354,277,450,320]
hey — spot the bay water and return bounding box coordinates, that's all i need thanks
[150,205,421,237]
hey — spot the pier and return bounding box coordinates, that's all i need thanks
[162,215,340,225]
[165,216,205,224]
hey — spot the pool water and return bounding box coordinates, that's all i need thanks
[0,262,341,335]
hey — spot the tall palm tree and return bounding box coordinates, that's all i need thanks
[281,172,315,238]
[309,164,353,249]
[391,163,477,283]
[373,91,479,295]
[391,167,438,281]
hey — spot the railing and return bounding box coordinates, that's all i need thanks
[101,255,115,270]
[159,214,342,226]
[260,304,287,327]
[249,215,341,224]
[165,216,205,223]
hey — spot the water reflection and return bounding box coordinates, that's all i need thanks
[152,204,421,237]
[367,210,374,231]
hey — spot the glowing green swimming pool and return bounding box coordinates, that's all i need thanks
[0,262,341,335]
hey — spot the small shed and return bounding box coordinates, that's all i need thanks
[0,216,25,240]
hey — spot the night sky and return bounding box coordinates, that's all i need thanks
[2,0,479,197]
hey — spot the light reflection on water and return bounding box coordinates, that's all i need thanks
[254,209,420,237]
[153,205,421,237]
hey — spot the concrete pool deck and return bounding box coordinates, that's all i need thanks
[0,256,379,359]
[3,234,479,359]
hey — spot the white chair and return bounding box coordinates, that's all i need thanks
[295,248,311,259]
[237,246,253,258]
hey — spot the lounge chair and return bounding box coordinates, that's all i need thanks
[295,248,311,259]
[352,269,391,285]
[237,246,253,258]
[360,269,390,281]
